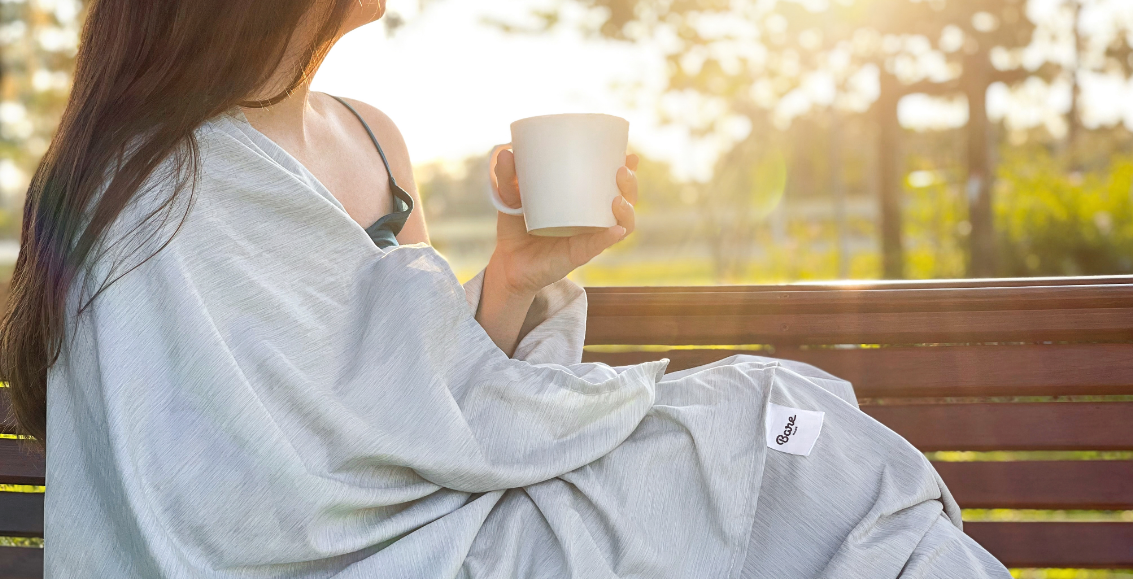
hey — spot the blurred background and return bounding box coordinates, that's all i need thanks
[2,0,1133,288]
[1,2,1132,576]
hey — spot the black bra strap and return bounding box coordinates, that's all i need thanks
[330,95,399,189]
[329,94,415,245]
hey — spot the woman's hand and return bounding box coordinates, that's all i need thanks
[475,150,639,355]
[489,149,639,296]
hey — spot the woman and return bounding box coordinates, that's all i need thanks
[1,1,1010,577]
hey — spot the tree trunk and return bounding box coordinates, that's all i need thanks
[830,112,848,278]
[965,52,997,277]
[1066,0,1083,149]
[876,75,905,279]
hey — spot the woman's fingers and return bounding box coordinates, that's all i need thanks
[570,198,633,266]
[500,150,636,210]
[494,149,522,209]
[616,165,638,206]
[612,195,635,236]
[572,225,626,267]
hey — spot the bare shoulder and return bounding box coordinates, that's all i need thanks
[332,96,412,175]
[321,93,429,243]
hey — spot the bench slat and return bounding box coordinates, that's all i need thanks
[584,308,1133,346]
[586,283,1133,316]
[586,276,1133,294]
[0,547,42,579]
[937,461,1133,510]
[584,343,1133,397]
[784,344,1133,398]
[966,522,1133,569]
[862,402,1133,452]
[0,439,44,486]
[0,492,43,538]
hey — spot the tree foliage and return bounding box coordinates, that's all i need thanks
[0,0,84,214]
[534,0,1132,279]
[997,145,1133,276]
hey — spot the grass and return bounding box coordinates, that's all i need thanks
[927,451,1133,462]
[1010,571,1133,579]
[0,537,42,548]
[963,509,1133,522]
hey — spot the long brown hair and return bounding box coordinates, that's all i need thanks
[0,0,356,443]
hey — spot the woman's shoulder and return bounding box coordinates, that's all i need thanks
[316,93,412,179]
[324,95,400,138]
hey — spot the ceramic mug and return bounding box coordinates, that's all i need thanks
[489,113,630,237]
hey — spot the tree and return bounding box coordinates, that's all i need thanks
[1060,0,1133,157]
[0,0,84,224]
[547,0,1039,278]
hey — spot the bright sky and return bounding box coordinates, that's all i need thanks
[311,0,1133,182]
[313,0,704,177]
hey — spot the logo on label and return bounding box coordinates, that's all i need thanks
[775,415,798,446]
[766,403,825,457]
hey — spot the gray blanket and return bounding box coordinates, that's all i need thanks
[44,109,1010,578]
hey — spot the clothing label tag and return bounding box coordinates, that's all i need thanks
[765,403,824,457]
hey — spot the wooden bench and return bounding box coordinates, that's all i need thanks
[3,275,1132,576]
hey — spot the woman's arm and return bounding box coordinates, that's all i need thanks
[478,151,638,355]
[474,258,536,356]
[331,99,638,355]
[337,97,430,246]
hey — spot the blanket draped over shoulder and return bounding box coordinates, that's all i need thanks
[45,110,1010,579]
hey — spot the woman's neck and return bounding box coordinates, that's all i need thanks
[238,1,383,149]
[240,9,327,150]
[240,82,320,149]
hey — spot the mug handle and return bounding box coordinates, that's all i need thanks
[487,143,524,216]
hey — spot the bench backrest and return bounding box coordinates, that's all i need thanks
[582,276,1133,570]
[2,276,1132,576]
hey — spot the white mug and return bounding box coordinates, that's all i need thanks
[489,113,630,237]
